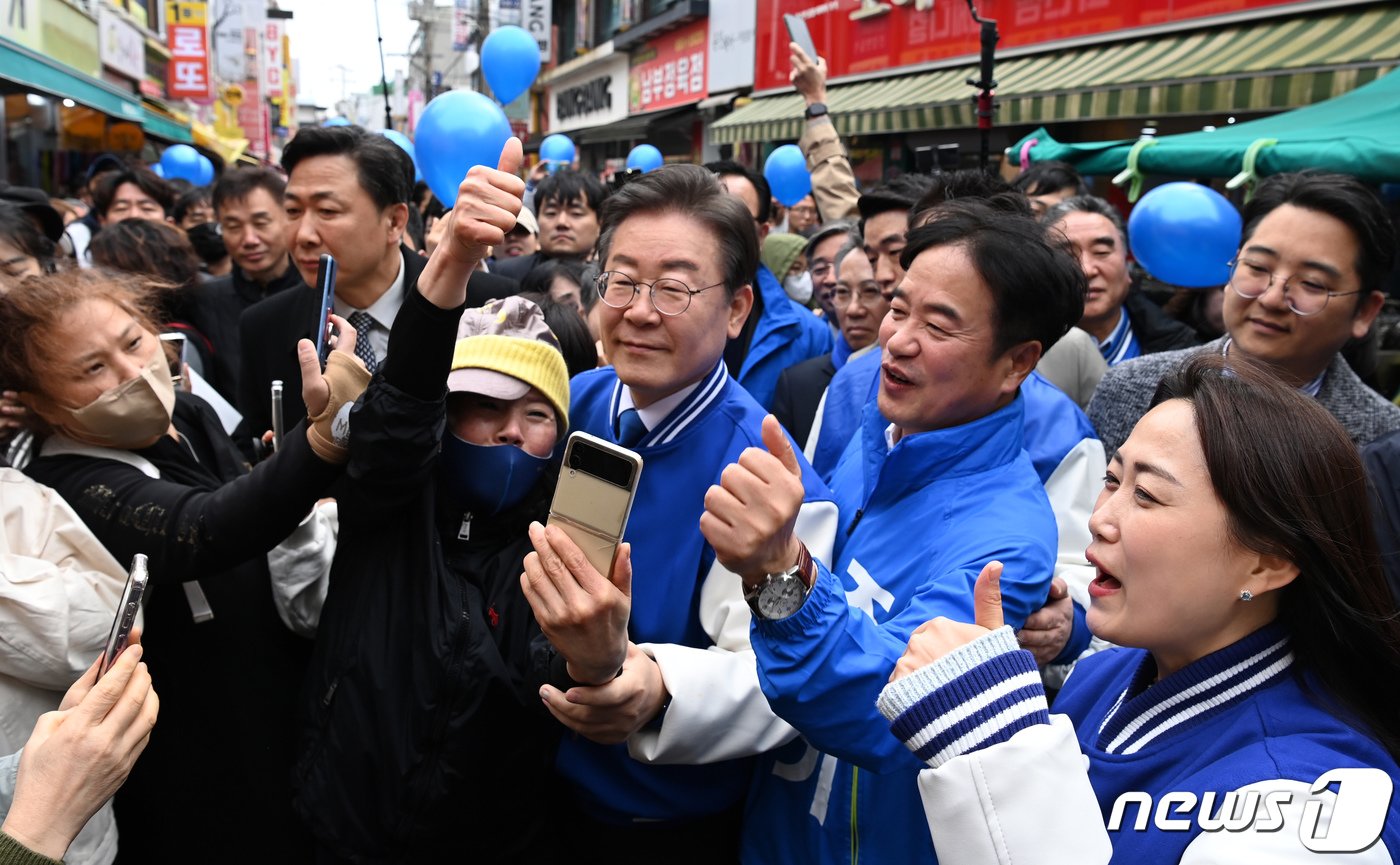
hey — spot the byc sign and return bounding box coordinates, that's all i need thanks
[1109,768,1394,853]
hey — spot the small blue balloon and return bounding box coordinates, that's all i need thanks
[150,163,165,178]
[539,134,576,168]
[415,90,513,206]
[1127,182,1242,288]
[626,144,664,173]
[323,116,351,127]
[159,144,203,183]
[381,129,422,183]
[481,26,541,104]
[764,144,812,208]
[192,154,215,187]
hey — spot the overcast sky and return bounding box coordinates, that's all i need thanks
[280,0,421,107]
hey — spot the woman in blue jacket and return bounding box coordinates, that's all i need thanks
[878,354,1400,864]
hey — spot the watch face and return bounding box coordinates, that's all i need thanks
[758,575,806,619]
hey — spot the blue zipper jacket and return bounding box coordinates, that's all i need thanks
[738,264,834,410]
[745,394,1058,864]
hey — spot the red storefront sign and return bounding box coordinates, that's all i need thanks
[629,18,709,114]
[166,1,211,100]
[754,0,1315,92]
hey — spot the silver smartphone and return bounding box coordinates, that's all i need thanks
[784,13,819,64]
[546,432,644,577]
[159,332,187,387]
[270,380,285,452]
[101,554,148,675]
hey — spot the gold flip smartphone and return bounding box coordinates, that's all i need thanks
[546,432,643,577]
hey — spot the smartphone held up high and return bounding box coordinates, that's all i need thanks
[101,554,149,675]
[314,254,338,368]
[784,13,819,63]
[547,432,644,578]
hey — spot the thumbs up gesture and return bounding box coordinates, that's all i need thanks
[890,562,1007,682]
[417,137,527,309]
[700,415,808,586]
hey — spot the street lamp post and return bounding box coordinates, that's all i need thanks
[965,0,999,172]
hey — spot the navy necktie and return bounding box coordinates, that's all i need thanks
[346,311,379,374]
[616,408,647,448]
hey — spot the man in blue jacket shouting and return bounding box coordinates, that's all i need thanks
[701,199,1086,864]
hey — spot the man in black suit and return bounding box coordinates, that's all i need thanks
[491,168,607,281]
[236,125,517,446]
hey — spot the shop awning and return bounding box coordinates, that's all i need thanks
[711,4,1400,144]
[191,122,250,166]
[0,35,144,123]
[1012,69,1400,184]
[141,100,194,144]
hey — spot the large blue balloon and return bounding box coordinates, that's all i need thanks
[415,90,513,206]
[1127,183,1242,288]
[323,116,351,127]
[192,154,215,187]
[149,163,165,178]
[381,129,422,182]
[626,144,663,173]
[764,144,812,207]
[482,26,540,104]
[539,134,576,170]
[159,144,203,183]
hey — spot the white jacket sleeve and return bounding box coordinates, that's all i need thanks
[266,501,338,638]
[628,499,839,765]
[0,469,127,691]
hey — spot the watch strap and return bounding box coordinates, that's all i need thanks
[804,102,829,120]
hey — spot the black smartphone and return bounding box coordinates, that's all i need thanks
[101,554,149,676]
[784,13,819,64]
[271,380,285,452]
[313,253,338,368]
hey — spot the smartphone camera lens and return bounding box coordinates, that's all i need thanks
[569,451,582,469]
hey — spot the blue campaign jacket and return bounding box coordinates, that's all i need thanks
[561,361,836,825]
[738,264,834,410]
[744,394,1058,864]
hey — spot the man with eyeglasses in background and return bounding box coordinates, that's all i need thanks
[1088,172,1399,458]
[521,164,837,863]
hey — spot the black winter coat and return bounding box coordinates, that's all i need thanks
[293,288,559,863]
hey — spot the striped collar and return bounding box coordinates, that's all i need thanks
[1098,309,1139,366]
[1095,623,1293,755]
[608,361,729,449]
[1220,338,1327,397]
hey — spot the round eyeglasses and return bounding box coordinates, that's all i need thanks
[595,271,727,316]
[1227,259,1361,317]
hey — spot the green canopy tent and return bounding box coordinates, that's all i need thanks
[1010,70,1400,191]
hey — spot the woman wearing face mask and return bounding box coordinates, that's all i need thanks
[762,232,816,307]
[293,140,623,864]
[0,266,369,862]
[878,355,1400,864]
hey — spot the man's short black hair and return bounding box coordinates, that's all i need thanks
[93,169,175,218]
[212,167,287,214]
[901,199,1086,357]
[280,124,413,211]
[705,159,772,224]
[1243,171,1397,293]
[173,188,212,225]
[857,174,937,234]
[534,168,608,215]
[599,164,758,299]
[912,170,1021,225]
[1012,161,1088,199]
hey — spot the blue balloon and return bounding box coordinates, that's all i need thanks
[149,163,165,178]
[1127,182,1242,288]
[415,90,513,206]
[159,144,203,183]
[381,129,422,183]
[192,154,215,187]
[763,144,812,207]
[626,144,664,173]
[539,134,576,169]
[481,26,540,104]
[323,116,351,127]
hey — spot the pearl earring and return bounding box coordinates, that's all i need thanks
[1239,590,1254,602]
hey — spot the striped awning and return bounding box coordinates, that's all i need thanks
[711,5,1400,144]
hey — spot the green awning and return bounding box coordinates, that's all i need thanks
[0,36,144,123]
[1011,69,1400,184]
[711,5,1400,144]
[141,107,194,144]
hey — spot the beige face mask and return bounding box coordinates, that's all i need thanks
[48,350,176,449]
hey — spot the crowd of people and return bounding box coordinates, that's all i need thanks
[2,42,1400,865]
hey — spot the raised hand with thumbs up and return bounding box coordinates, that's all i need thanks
[700,414,810,586]
[890,561,1008,682]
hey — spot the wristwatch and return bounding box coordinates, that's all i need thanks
[745,543,816,621]
[804,102,829,120]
